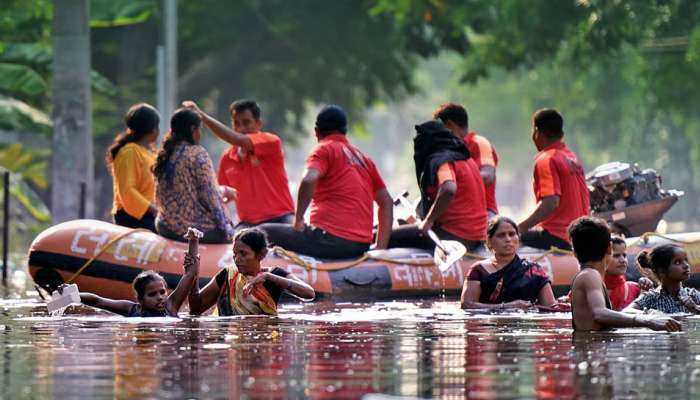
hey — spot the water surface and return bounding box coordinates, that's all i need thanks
[1,296,699,399]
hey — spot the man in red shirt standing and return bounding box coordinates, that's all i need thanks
[389,119,487,251]
[518,108,590,250]
[262,105,394,259]
[434,103,499,216]
[183,100,295,230]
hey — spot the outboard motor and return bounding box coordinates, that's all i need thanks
[587,162,683,236]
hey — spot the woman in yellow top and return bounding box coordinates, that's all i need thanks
[106,103,160,232]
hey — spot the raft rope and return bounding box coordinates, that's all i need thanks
[271,245,488,272]
[63,229,700,280]
[65,228,152,284]
[272,231,700,271]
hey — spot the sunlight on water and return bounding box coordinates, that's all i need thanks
[1,298,700,399]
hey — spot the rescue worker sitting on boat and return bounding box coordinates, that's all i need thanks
[434,103,499,218]
[183,99,295,231]
[261,105,394,259]
[388,119,487,252]
[518,109,590,251]
[186,227,315,316]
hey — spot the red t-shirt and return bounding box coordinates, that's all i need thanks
[465,132,498,213]
[429,160,487,241]
[217,132,294,224]
[532,142,590,242]
[306,134,386,243]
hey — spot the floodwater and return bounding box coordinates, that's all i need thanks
[2,294,700,400]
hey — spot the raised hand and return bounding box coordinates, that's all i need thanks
[182,100,202,114]
[183,253,200,274]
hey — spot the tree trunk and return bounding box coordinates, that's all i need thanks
[51,0,93,222]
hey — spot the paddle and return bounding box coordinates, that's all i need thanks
[393,191,467,273]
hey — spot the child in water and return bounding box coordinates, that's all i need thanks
[59,269,195,317]
[625,243,700,314]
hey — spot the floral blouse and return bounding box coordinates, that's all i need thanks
[632,286,700,313]
[155,142,233,239]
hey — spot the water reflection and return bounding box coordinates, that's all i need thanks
[2,299,700,399]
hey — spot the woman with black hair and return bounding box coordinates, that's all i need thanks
[461,216,562,310]
[153,108,235,243]
[624,244,700,314]
[106,103,160,232]
[185,227,315,316]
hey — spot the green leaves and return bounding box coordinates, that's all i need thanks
[0,144,50,222]
[0,96,51,133]
[0,63,47,97]
[89,0,158,28]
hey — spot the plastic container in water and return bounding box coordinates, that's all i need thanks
[47,284,80,313]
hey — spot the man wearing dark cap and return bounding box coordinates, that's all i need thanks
[261,105,393,259]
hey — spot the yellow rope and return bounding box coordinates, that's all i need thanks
[531,246,574,262]
[66,228,152,284]
[628,231,700,247]
[271,246,487,272]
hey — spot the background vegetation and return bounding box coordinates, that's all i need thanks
[2,0,699,249]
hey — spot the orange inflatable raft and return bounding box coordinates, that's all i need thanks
[27,219,700,301]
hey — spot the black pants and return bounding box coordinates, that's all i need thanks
[234,213,293,232]
[520,229,571,251]
[388,224,485,253]
[113,209,156,233]
[155,218,232,244]
[260,223,369,259]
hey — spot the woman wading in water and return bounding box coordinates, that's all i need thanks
[461,216,566,310]
[186,228,314,316]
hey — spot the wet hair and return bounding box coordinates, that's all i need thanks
[152,108,201,180]
[433,103,469,129]
[132,270,166,301]
[486,216,519,239]
[233,227,269,255]
[611,236,626,247]
[568,216,611,264]
[229,99,261,120]
[105,103,160,168]
[533,108,564,140]
[636,244,683,278]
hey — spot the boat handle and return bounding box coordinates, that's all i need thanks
[343,274,378,286]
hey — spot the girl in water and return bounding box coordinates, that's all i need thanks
[625,244,700,314]
[65,269,193,317]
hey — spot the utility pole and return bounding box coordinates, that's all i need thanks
[157,0,178,138]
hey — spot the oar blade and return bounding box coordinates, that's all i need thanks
[434,240,466,273]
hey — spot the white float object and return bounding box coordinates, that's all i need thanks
[47,283,81,313]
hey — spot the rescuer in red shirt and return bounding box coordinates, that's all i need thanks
[261,105,394,259]
[519,108,590,251]
[434,103,499,217]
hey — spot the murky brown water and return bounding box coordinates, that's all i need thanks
[2,293,700,399]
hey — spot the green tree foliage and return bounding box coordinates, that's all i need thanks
[376,0,700,224]
[177,0,418,140]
